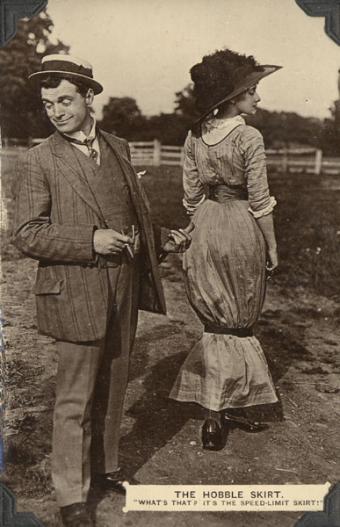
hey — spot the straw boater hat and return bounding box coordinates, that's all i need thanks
[28,54,103,94]
[191,49,281,123]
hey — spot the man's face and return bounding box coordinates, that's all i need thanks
[41,79,93,134]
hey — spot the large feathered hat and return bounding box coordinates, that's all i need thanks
[191,49,281,122]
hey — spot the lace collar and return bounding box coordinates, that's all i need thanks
[203,115,245,134]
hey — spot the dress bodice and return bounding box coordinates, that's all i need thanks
[182,123,276,218]
[195,124,251,187]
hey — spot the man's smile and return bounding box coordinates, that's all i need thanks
[54,117,72,125]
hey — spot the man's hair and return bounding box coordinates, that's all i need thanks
[40,74,90,97]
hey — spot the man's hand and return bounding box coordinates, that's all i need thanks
[93,229,133,256]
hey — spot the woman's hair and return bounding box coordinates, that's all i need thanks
[190,48,262,113]
[39,74,90,97]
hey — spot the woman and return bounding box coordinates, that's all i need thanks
[169,49,280,450]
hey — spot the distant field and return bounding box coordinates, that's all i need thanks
[2,154,340,300]
[142,165,340,300]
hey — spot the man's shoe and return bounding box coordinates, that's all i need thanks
[94,468,127,495]
[60,502,93,527]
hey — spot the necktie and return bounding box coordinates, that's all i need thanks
[84,138,98,162]
[64,135,98,162]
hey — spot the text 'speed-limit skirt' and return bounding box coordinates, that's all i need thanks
[169,195,278,411]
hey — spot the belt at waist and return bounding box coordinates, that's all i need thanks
[204,324,254,337]
[209,184,247,202]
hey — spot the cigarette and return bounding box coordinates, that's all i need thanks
[121,226,135,259]
[125,244,134,258]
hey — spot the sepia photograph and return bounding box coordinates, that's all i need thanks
[0,1,339,526]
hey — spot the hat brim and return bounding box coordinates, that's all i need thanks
[28,70,103,95]
[195,65,282,124]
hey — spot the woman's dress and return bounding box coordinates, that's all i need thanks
[169,117,278,411]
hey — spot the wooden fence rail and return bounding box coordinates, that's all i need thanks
[128,140,339,175]
[2,138,340,175]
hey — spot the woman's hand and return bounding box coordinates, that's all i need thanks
[163,229,191,253]
[266,246,279,274]
[163,222,195,253]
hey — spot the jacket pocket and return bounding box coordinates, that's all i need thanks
[34,278,63,295]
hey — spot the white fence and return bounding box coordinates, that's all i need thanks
[129,140,340,175]
[129,140,184,167]
[2,138,340,175]
[266,147,323,175]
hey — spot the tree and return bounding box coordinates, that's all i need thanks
[319,101,340,156]
[247,110,323,149]
[100,97,148,140]
[174,83,199,123]
[0,10,69,140]
[173,83,326,149]
[145,113,188,145]
[101,82,327,148]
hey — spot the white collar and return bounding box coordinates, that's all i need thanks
[203,115,245,134]
[64,116,97,142]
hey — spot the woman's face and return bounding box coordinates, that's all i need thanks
[234,85,261,115]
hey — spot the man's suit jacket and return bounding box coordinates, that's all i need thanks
[13,129,166,342]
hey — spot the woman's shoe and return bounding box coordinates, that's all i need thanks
[222,411,268,433]
[201,418,224,450]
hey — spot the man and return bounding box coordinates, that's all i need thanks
[13,54,189,527]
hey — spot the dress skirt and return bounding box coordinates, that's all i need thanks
[169,198,278,411]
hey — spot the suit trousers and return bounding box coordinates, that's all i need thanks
[51,257,139,507]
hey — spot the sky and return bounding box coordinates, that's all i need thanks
[46,0,340,120]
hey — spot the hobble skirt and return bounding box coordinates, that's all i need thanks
[169,198,278,411]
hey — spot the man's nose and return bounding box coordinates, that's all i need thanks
[255,93,261,103]
[54,104,66,119]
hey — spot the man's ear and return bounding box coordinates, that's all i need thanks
[85,88,94,106]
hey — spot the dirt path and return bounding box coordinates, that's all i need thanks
[1,252,340,527]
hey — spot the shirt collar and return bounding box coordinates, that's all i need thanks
[64,116,97,143]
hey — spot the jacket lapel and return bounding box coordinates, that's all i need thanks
[99,129,166,313]
[99,130,149,215]
[50,131,105,222]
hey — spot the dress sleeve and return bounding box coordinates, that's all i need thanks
[240,126,276,218]
[182,131,205,215]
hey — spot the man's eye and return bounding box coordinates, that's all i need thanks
[61,99,71,106]
[44,103,52,111]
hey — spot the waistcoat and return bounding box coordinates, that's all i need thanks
[72,134,138,233]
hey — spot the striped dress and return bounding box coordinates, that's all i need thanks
[169,116,278,411]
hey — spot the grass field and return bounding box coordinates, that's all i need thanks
[2,154,340,299]
[1,153,340,527]
[140,165,340,301]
